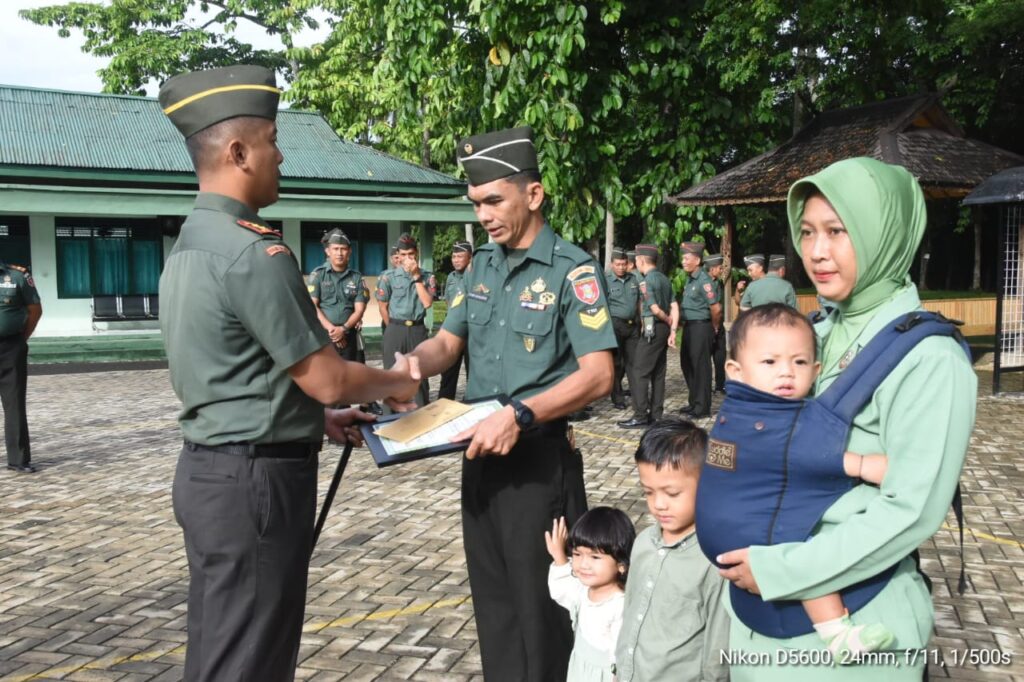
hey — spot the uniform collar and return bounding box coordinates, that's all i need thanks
[648,526,696,550]
[194,192,264,224]
[489,222,556,269]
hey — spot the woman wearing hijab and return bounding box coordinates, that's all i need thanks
[717,157,977,680]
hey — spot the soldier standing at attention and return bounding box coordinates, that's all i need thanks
[308,228,369,362]
[671,242,722,418]
[704,253,728,393]
[733,253,765,309]
[438,240,473,400]
[619,244,672,429]
[377,234,436,407]
[605,247,640,410]
[740,253,799,310]
[406,126,616,680]
[158,65,421,682]
[0,260,41,474]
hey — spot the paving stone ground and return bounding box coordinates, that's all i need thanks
[1,360,1022,681]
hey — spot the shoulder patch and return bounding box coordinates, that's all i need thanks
[8,264,27,273]
[307,284,316,294]
[451,293,465,309]
[566,264,596,281]
[572,276,601,305]
[578,307,609,330]
[265,245,290,257]
[237,219,282,237]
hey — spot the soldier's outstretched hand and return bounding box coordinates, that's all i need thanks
[384,352,421,412]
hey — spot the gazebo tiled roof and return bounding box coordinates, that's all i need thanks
[670,94,1024,206]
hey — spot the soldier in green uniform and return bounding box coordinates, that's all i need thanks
[308,228,370,362]
[438,240,473,400]
[406,126,616,681]
[605,247,640,410]
[376,234,437,407]
[734,253,765,309]
[0,260,41,473]
[741,253,799,310]
[705,253,728,393]
[376,245,401,335]
[619,244,672,428]
[670,242,722,418]
[158,65,421,682]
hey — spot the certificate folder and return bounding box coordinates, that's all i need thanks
[361,395,510,467]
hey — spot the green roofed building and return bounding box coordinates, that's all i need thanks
[0,84,473,336]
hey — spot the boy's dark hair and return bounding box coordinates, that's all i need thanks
[634,418,707,473]
[569,506,637,588]
[729,303,817,360]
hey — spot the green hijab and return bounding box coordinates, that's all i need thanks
[787,157,927,374]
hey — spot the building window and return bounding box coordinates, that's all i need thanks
[0,216,31,268]
[300,222,387,276]
[55,218,163,298]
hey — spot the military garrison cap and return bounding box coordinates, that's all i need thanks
[390,245,399,255]
[457,126,538,186]
[705,254,724,267]
[635,244,659,259]
[396,234,418,250]
[321,228,351,246]
[452,240,474,254]
[159,65,280,139]
[626,250,637,260]
[680,242,705,257]
[610,247,627,260]
[768,254,787,269]
[743,254,766,267]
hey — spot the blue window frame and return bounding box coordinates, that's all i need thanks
[55,218,163,298]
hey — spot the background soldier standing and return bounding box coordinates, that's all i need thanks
[376,234,436,407]
[704,253,728,393]
[308,228,369,362]
[619,244,671,428]
[438,240,473,400]
[605,247,640,410]
[740,253,799,309]
[158,65,421,682]
[0,260,41,474]
[671,242,722,418]
[407,126,615,681]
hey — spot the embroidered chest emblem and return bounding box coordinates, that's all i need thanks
[523,337,536,352]
[539,292,557,306]
[519,287,533,302]
[530,277,547,293]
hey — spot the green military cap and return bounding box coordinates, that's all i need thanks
[680,241,705,257]
[704,253,724,267]
[768,254,786,269]
[321,228,351,246]
[743,253,766,267]
[452,240,474,254]
[457,126,538,186]
[626,250,637,260]
[635,244,659,259]
[390,245,399,255]
[610,247,627,260]
[158,65,280,139]
[396,233,418,250]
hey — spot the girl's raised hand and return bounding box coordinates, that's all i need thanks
[544,516,569,565]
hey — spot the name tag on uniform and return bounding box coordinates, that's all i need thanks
[468,292,489,302]
[520,301,547,311]
[0,282,16,289]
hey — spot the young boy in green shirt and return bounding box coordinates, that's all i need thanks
[614,419,730,682]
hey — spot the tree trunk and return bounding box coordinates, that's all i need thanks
[604,205,614,269]
[722,206,735,324]
[465,223,474,245]
[972,212,982,290]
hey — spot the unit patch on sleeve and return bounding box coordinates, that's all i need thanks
[572,276,601,305]
[578,307,609,330]
[265,244,291,257]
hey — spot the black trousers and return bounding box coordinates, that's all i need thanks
[681,320,714,415]
[438,351,469,401]
[381,322,429,407]
[332,329,361,362]
[0,335,30,466]
[611,318,638,405]
[631,322,669,421]
[712,326,727,391]
[173,444,318,682]
[462,432,588,681]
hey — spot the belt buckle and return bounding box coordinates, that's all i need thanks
[404,320,413,327]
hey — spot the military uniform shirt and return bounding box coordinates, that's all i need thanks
[442,224,618,400]
[740,272,798,308]
[376,267,438,321]
[445,269,468,309]
[0,263,40,337]
[639,269,672,317]
[604,271,641,321]
[677,269,720,321]
[308,264,369,325]
[159,193,330,445]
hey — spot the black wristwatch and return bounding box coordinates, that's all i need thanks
[510,399,535,431]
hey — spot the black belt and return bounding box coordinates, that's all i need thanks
[521,418,569,439]
[390,319,425,327]
[684,319,711,325]
[613,317,636,325]
[184,440,321,459]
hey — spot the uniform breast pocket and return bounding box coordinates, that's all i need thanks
[512,306,555,362]
[467,298,493,326]
[320,283,339,304]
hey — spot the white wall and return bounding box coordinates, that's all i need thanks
[28,214,96,336]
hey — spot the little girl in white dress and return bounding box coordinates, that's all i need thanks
[545,507,636,682]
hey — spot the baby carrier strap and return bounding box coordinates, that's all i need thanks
[816,311,971,423]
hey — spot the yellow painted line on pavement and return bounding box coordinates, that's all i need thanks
[6,597,469,681]
[943,523,1024,549]
[573,428,638,447]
